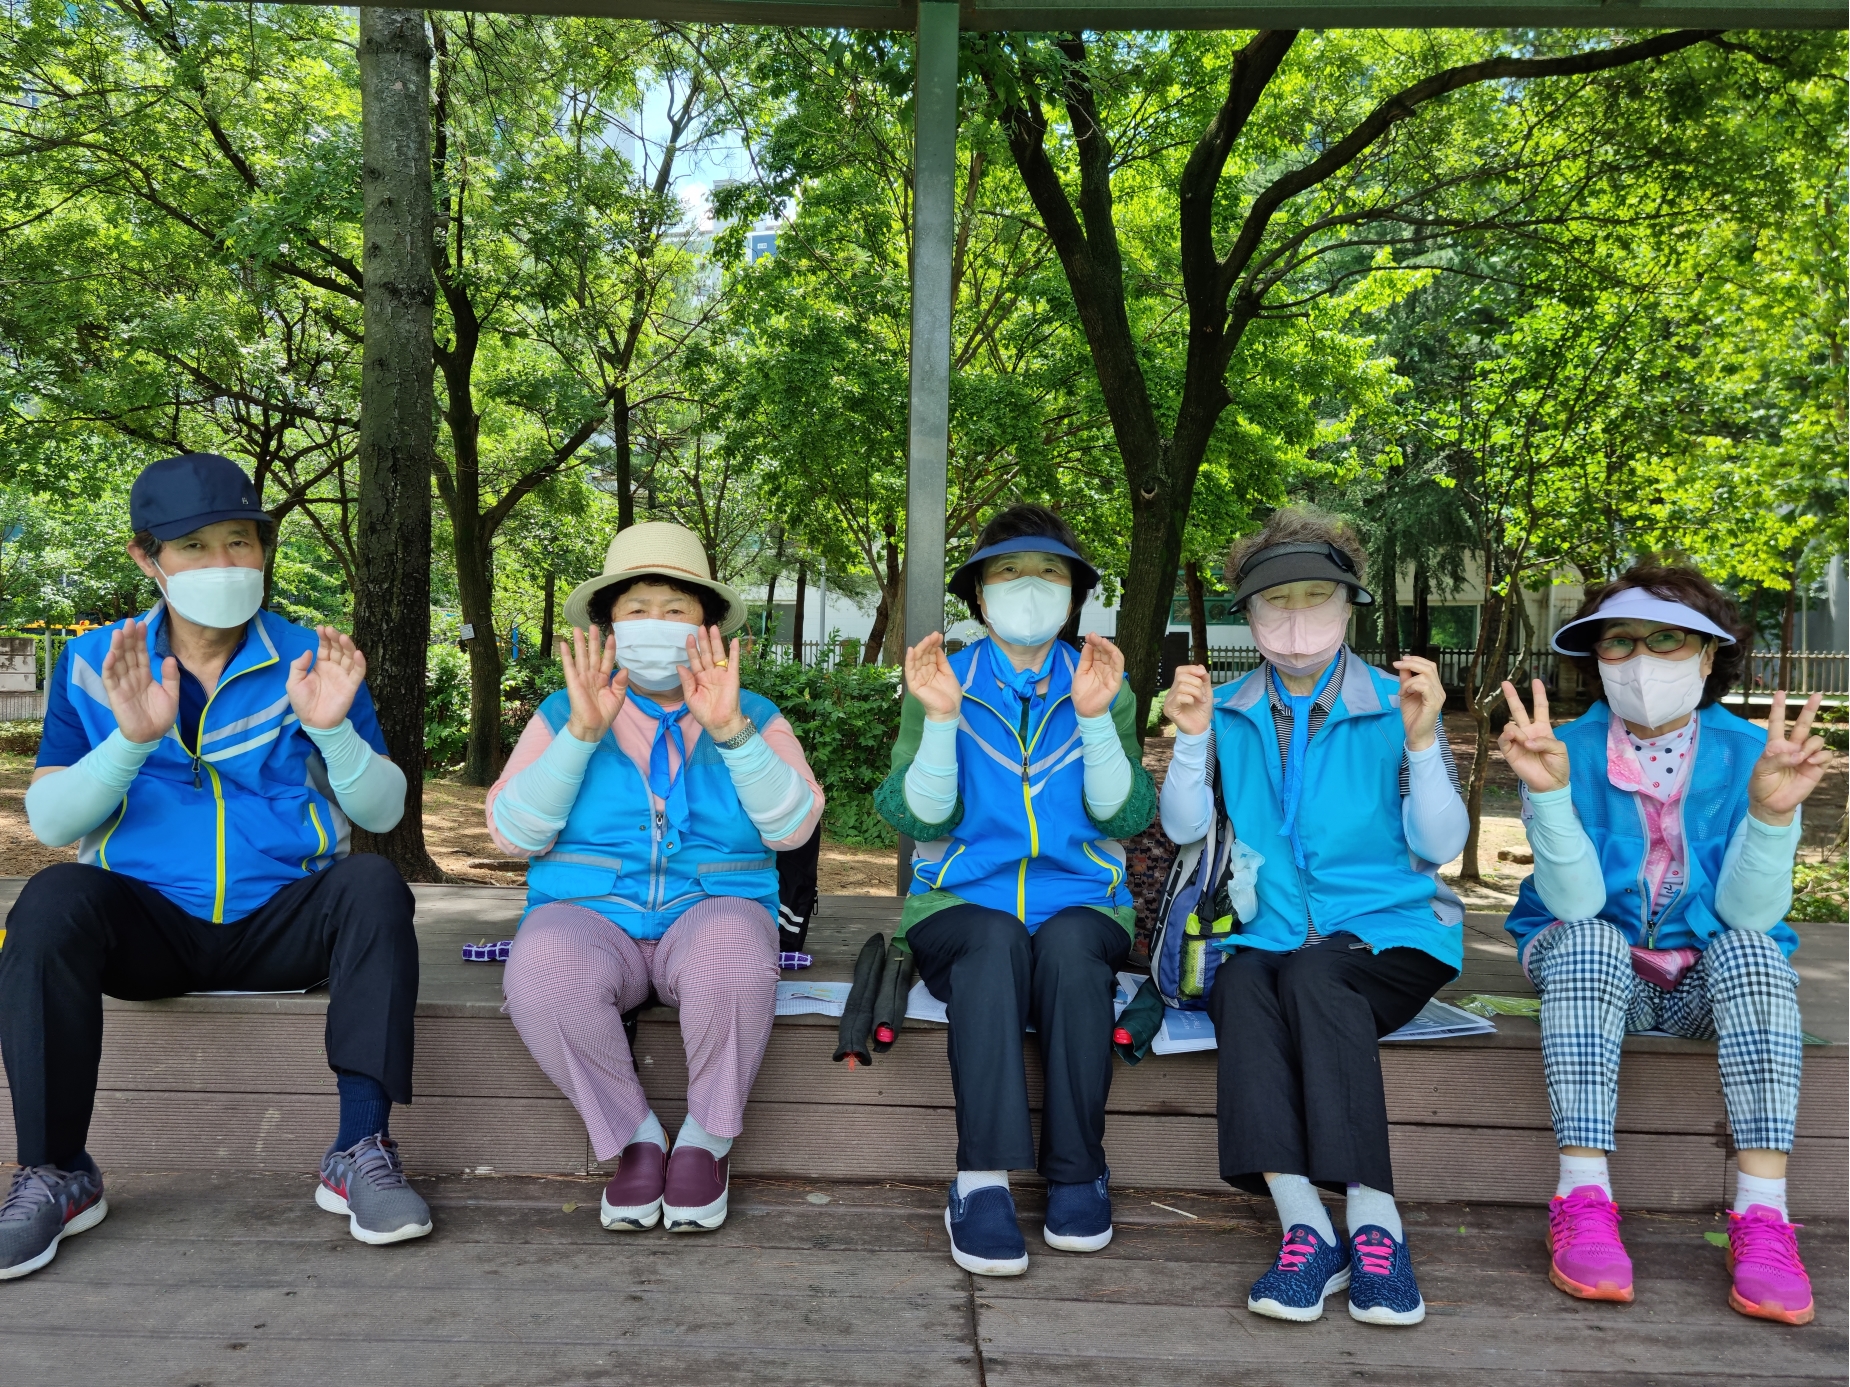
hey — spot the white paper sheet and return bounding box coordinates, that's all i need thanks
[773,980,853,1017]
[1149,996,1495,1055]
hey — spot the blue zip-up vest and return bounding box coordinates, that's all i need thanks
[905,638,1131,929]
[60,605,353,922]
[1209,651,1464,972]
[1504,701,1798,960]
[522,688,783,939]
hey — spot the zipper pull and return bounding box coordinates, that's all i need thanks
[1021,755,1030,786]
[193,756,201,790]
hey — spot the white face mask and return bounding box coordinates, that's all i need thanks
[155,561,265,630]
[1600,651,1707,729]
[982,576,1070,647]
[610,617,697,692]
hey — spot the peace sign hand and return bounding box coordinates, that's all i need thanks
[679,625,747,741]
[99,617,179,745]
[1749,691,1833,825]
[1072,633,1125,719]
[1498,678,1571,794]
[905,631,963,724]
[560,626,629,741]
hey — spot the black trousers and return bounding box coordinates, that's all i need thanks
[908,902,1129,1184]
[0,856,418,1168]
[1209,932,1454,1197]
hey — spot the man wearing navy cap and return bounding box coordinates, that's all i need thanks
[0,453,431,1281]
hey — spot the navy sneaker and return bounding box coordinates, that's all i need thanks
[1247,1223,1351,1322]
[1043,1168,1113,1252]
[0,1159,107,1280]
[945,1181,1029,1276]
[1347,1225,1426,1325]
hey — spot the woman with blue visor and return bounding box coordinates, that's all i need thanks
[876,504,1155,1278]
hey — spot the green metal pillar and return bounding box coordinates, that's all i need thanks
[903,2,958,653]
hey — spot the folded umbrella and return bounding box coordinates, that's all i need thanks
[1112,976,1165,1066]
[833,932,886,1065]
[870,941,914,1052]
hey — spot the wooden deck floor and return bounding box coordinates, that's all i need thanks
[0,1172,1840,1386]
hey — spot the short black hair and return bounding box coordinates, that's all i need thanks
[587,573,728,629]
[1566,565,1750,708]
[951,504,1096,619]
[132,518,275,560]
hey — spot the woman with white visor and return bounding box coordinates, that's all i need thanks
[1500,565,1831,1325]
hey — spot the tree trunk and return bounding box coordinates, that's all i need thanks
[1412,558,1432,656]
[615,383,635,531]
[1778,559,1798,693]
[1115,484,1186,739]
[458,535,502,785]
[1738,587,1761,713]
[1458,584,1512,884]
[540,569,556,662]
[1183,560,1210,667]
[790,561,807,661]
[353,9,440,881]
[865,520,901,664]
[1379,533,1401,663]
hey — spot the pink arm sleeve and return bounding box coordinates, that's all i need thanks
[756,712,825,851]
[485,714,557,857]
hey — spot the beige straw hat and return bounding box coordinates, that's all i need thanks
[562,521,748,634]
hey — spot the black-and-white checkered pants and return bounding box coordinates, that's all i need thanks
[1529,917,1802,1153]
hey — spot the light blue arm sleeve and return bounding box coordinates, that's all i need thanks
[23,730,160,846]
[491,728,599,854]
[1522,786,1609,923]
[1158,729,1213,845]
[1402,738,1469,865]
[715,731,816,844]
[1077,710,1133,821]
[1714,810,1802,933]
[903,716,960,824]
[302,719,407,834]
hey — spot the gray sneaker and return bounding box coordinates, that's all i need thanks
[316,1135,432,1245]
[0,1160,108,1280]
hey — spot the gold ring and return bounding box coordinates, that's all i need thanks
[713,658,729,669]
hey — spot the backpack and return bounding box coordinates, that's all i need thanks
[1149,731,1262,1010]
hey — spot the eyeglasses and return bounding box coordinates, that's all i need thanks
[1593,628,1702,662]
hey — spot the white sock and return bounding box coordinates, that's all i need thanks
[955,1170,1009,1199]
[628,1111,667,1153]
[1346,1183,1403,1241]
[1734,1171,1788,1219]
[674,1111,733,1159]
[1557,1153,1612,1200]
[1265,1173,1335,1244]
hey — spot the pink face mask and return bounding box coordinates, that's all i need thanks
[1245,590,1350,676]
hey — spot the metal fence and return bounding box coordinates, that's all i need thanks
[1743,651,1850,695]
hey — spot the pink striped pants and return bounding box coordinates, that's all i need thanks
[502,897,779,1162]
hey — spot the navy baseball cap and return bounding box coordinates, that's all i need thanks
[129,453,270,540]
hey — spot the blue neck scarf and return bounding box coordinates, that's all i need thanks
[1272,657,1341,869]
[990,641,1056,716]
[627,692,691,837]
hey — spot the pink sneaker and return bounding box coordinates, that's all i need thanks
[1727,1206,1814,1325]
[1546,1186,1634,1303]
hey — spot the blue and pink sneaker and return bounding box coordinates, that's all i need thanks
[1347,1225,1426,1325]
[1247,1224,1351,1322]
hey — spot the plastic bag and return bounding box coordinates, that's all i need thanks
[1226,839,1265,924]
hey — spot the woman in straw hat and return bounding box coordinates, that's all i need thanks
[488,521,823,1235]
[1501,565,1831,1325]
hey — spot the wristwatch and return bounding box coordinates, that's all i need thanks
[716,719,757,751]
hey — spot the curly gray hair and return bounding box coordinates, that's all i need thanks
[1227,506,1367,586]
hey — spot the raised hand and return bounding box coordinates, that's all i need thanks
[905,631,963,724]
[1748,691,1833,825]
[1498,678,1571,794]
[1393,655,1445,752]
[1165,663,1213,737]
[559,625,629,742]
[679,624,746,741]
[287,626,367,731]
[100,617,179,745]
[1072,632,1125,719]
